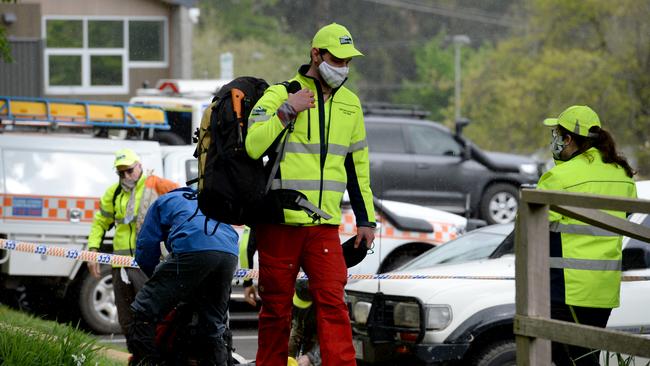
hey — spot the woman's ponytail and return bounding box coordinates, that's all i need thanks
[591,127,635,178]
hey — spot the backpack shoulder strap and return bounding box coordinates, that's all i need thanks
[112,185,122,215]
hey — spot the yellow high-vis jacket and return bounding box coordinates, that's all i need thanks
[88,174,178,261]
[538,147,636,308]
[245,65,375,227]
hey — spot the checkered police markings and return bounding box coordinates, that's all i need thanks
[1,239,649,282]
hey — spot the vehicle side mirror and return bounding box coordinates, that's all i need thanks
[455,117,471,137]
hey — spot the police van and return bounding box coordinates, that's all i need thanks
[0,95,470,334]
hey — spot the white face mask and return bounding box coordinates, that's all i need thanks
[318,60,348,89]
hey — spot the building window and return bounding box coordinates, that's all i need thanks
[48,55,82,86]
[43,16,167,95]
[46,20,83,48]
[89,20,124,48]
[91,55,123,86]
[129,20,165,62]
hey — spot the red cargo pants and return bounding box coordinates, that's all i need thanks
[255,224,355,366]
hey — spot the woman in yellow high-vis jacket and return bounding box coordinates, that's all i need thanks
[245,23,375,366]
[538,105,636,366]
[87,148,177,338]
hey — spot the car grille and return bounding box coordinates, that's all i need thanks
[347,290,425,343]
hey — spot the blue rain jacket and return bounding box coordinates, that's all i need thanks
[136,187,239,276]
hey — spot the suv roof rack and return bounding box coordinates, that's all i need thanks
[363,102,430,119]
[0,96,170,135]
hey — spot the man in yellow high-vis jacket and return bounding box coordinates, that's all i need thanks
[538,105,637,366]
[87,148,177,338]
[245,23,375,366]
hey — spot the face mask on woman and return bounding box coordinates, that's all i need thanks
[318,60,348,89]
[551,129,567,160]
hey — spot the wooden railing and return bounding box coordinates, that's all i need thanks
[515,188,650,365]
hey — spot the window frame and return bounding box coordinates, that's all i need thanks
[42,15,168,95]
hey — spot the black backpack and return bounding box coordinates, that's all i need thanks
[192,76,330,226]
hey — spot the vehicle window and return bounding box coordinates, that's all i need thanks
[366,124,406,153]
[405,124,461,156]
[186,159,198,190]
[399,230,508,270]
[622,214,650,270]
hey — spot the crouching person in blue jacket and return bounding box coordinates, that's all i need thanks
[127,187,239,366]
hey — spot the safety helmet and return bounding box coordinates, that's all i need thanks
[292,279,313,309]
[341,235,369,268]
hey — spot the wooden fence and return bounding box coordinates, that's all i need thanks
[515,188,650,365]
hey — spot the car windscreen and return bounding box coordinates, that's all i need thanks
[399,230,509,271]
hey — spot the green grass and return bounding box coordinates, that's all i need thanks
[0,305,125,366]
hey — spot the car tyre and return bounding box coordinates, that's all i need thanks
[154,131,186,145]
[472,340,516,366]
[78,266,121,334]
[480,183,519,225]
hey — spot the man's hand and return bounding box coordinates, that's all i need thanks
[87,261,101,279]
[356,226,375,249]
[287,88,315,113]
[244,285,258,307]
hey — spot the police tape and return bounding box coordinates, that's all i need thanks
[2,238,650,282]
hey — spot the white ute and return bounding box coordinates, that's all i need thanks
[347,181,650,366]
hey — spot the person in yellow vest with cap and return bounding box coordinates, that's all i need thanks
[245,23,375,366]
[537,105,636,366]
[87,148,178,340]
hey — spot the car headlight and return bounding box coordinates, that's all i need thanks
[353,301,372,324]
[393,302,420,328]
[425,305,452,330]
[519,163,538,176]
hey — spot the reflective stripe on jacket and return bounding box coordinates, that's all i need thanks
[245,65,375,226]
[87,174,178,261]
[537,147,637,308]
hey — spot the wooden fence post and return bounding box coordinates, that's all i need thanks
[515,198,550,366]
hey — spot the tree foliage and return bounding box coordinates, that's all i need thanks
[193,0,308,83]
[460,0,650,175]
[392,31,489,122]
[194,0,516,100]
[0,0,17,62]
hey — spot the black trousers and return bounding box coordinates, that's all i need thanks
[112,267,148,336]
[128,251,238,366]
[551,303,612,366]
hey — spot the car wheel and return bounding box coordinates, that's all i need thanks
[480,183,519,225]
[78,267,121,334]
[472,340,516,366]
[378,245,433,273]
[154,131,186,145]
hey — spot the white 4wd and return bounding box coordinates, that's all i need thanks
[346,183,650,365]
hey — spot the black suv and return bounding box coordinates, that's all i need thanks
[364,108,541,225]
